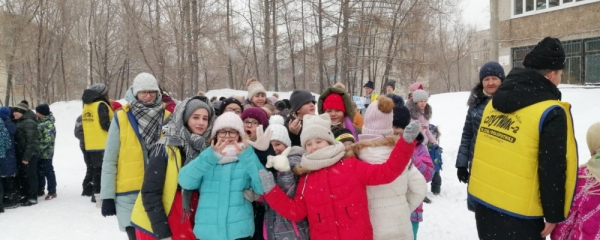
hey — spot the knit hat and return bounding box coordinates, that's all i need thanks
[0,107,11,120]
[409,82,423,92]
[300,113,336,148]
[219,97,244,116]
[385,80,396,90]
[183,99,212,125]
[35,104,50,116]
[241,107,269,128]
[266,115,291,147]
[197,91,205,96]
[587,122,600,156]
[334,128,355,143]
[111,101,122,110]
[322,93,346,113]
[386,93,405,106]
[211,112,246,139]
[132,72,160,96]
[14,102,29,114]
[246,78,267,100]
[290,90,315,113]
[479,61,506,83]
[412,90,429,102]
[523,37,566,70]
[362,96,394,137]
[363,81,374,89]
[90,83,108,96]
[274,100,288,111]
[20,100,29,107]
[392,105,411,129]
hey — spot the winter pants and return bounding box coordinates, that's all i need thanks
[411,221,419,240]
[431,169,441,194]
[87,151,104,194]
[1,177,19,207]
[125,226,136,240]
[252,202,266,240]
[474,201,545,240]
[18,156,38,201]
[0,176,3,209]
[81,146,93,192]
[37,158,57,194]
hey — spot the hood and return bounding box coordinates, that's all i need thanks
[19,110,38,122]
[125,86,163,104]
[345,136,398,164]
[82,89,108,104]
[406,98,432,120]
[318,87,355,119]
[0,107,11,120]
[492,68,561,113]
[467,84,491,108]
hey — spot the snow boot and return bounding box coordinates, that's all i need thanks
[91,195,96,203]
[81,184,93,197]
[94,194,102,208]
[20,199,37,207]
[423,197,432,204]
[45,193,57,200]
[37,190,45,197]
[3,193,20,209]
[0,207,4,213]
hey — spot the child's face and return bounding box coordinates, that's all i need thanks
[325,109,344,124]
[305,138,331,154]
[243,118,259,140]
[297,101,315,118]
[216,128,240,144]
[393,126,404,136]
[251,93,266,107]
[271,140,287,155]
[342,141,353,147]
[417,100,427,110]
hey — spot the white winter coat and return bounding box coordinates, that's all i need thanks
[346,135,428,240]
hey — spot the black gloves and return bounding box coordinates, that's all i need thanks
[457,167,470,183]
[101,199,117,217]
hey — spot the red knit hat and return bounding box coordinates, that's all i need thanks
[322,94,345,113]
[111,101,122,110]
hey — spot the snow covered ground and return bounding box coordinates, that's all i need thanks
[1,86,598,240]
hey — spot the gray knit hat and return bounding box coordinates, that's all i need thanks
[412,90,429,102]
[132,72,160,96]
[90,83,108,95]
[183,99,213,125]
[300,113,335,148]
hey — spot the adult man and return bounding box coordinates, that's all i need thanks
[13,102,39,206]
[468,37,578,239]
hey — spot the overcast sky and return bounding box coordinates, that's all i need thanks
[462,0,490,30]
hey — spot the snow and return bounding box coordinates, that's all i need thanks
[1,85,598,240]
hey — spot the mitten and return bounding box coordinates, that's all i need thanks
[101,199,117,217]
[457,167,470,183]
[259,169,276,193]
[248,127,273,151]
[403,121,421,143]
[266,147,291,172]
[243,189,261,202]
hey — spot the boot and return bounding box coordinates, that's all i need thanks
[423,197,432,204]
[0,207,4,213]
[94,194,102,208]
[37,190,45,197]
[3,193,20,209]
[81,184,93,197]
[45,193,57,200]
[91,195,96,203]
[20,199,37,207]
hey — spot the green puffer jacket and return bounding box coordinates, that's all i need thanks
[15,110,39,161]
[37,113,56,159]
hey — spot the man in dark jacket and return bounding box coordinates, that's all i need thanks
[455,61,505,211]
[0,107,18,210]
[468,37,578,240]
[13,102,39,206]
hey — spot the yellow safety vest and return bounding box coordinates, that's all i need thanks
[468,100,578,219]
[82,101,114,151]
[130,146,182,234]
[115,104,171,195]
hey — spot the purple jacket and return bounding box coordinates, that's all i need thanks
[410,144,434,222]
[552,166,600,240]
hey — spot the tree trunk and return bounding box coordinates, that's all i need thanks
[248,0,260,80]
[263,0,271,87]
[272,0,278,91]
[226,0,234,88]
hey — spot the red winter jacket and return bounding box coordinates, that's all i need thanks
[263,139,416,240]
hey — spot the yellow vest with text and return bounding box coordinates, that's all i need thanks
[468,100,578,219]
[82,101,114,151]
[130,146,182,234]
[115,104,170,195]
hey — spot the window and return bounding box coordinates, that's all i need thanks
[537,0,547,9]
[513,0,600,17]
[515,0,524,14]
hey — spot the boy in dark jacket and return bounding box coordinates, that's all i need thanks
[35,104,57,200]
[0,107,18,210]
[13,102,39,206]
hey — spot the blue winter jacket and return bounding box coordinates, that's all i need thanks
[0,108,17,177]
[455,86,491,168]
[178,146,265,240]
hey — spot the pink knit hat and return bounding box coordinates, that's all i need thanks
[409,82,424,92]
[362,96,394,137]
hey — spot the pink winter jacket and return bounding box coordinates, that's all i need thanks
[551,167,600,240]
[410,143,435,222]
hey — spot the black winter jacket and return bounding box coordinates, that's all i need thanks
[456,84,491,168]
[490,67,568,223]
[81,89,111,131]
[15,110,39,162]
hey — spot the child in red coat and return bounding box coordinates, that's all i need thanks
[259,113,421,240]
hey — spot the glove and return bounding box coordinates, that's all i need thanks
[101,199,117,217]
[457,167,470,183]
[259,169,276,193]
[248,126,273,151]
[243,189,261,202]
[403,121,421,143]
[266,147,291,172]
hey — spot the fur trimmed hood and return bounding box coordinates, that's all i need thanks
[467,83,491,108]
[406,98,432,120]
[345,136,399,164]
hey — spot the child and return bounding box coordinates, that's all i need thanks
[551,122,600,240]
[261,115,310,240]
[318,87,361,141]
[333,128,355,147]
[428,124,443,195]
[241,107,269,141]
[178,112,265,240]
[258,113,421,239]
[406,90,437,146]
[245,78,275,112]
[347,96,427,240]
[35,104,57,200]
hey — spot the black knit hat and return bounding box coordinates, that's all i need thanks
[392,105,411,129]
[523,37,566,70]
[385,80,396,90]
[218,97,244,116]
[274,100,288,111]
[333,128,355,143]
[363,81,374,89]
[35,104,51,116]
[290,90,315,113]
[479,61,505,83]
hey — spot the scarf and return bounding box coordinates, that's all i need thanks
[131,99,164,147]
[583,151,600,195]
[300,142,346,171]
